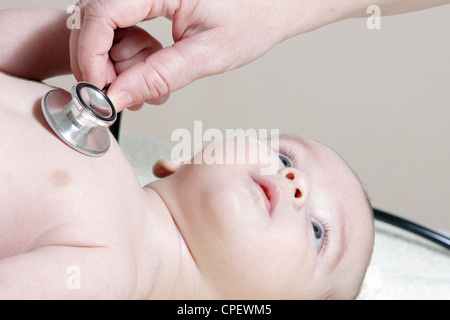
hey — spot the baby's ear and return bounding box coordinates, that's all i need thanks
[152,158,183,178]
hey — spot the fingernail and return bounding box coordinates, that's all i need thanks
[109,91,133,110]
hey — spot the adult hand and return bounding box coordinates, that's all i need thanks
[70,0,448,112]
[70,0,294,111]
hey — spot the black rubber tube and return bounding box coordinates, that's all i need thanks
[373,208,450,250]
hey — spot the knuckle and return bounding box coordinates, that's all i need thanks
[142,67,171,100]
[84,0,108,19]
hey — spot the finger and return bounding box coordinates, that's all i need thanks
[76,0,178,88]
[77,3,116,88]
[110,27,162,62]
[70,28,83,81]
[127,103,144,111]
[72,20,117,85]
[69,0,89,81]
[114,47,160,75]
[108,35,214,111]
[106,58,117,84]
[146,93,170,105]
[74,31,117,86]
[125,92,170,111]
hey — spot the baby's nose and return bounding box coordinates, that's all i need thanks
[284,170,302,198]
[278,168,310,208]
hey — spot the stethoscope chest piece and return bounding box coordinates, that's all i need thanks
[41,82,117,157]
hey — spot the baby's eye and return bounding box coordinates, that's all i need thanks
[279,154,293,168]
[312,220,326,250]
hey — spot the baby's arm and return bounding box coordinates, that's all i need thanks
[0,246,136,299]
[0,8,71,81]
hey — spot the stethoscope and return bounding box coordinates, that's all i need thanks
[41,82,117,157]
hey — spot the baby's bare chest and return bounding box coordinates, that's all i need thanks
[0,76,141,260]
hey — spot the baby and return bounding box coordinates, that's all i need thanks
[0,7,374,299]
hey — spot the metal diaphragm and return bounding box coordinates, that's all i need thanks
[41,82,117,157]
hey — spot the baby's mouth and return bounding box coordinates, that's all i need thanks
[252,177,280,215]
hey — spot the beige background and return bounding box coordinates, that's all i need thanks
[2,1,449,231]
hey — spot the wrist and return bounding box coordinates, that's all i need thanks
[282,0,369,40]
[283,0,450,38]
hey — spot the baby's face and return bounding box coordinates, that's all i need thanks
[151,137,374,299]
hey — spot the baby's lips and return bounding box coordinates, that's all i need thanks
[252,176,281,215]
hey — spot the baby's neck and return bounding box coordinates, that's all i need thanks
[138,185,214,299]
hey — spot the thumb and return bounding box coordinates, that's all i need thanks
[108,37,211,111]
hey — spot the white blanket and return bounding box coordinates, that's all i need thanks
[359,222,449,299]
[120,132,450,300]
